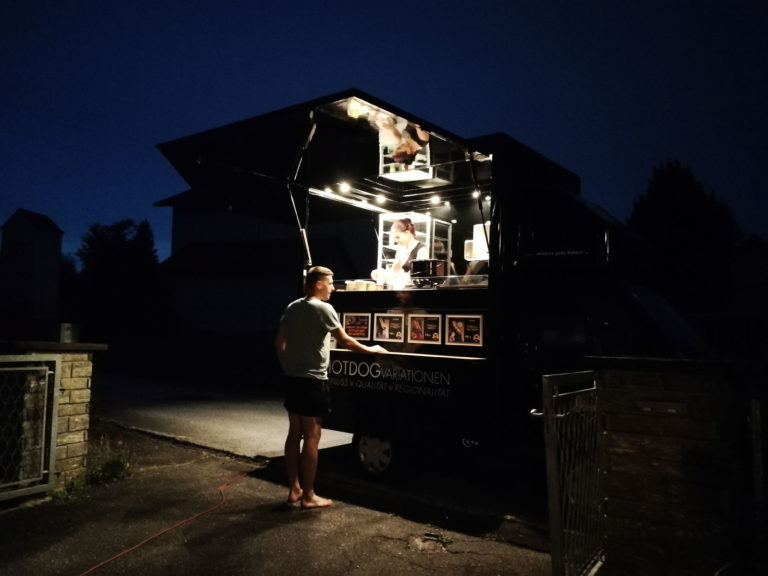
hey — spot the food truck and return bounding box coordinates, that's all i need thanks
[159,90,705,475]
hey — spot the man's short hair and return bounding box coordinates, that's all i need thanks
[305,266,333,294]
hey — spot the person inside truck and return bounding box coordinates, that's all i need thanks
[390,218,428,273]
[371,218,429,287]
[391,123,430,165]
[372,112,430,165]
[275,265,387,509]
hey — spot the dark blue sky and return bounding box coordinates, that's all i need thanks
[2,1,766,261]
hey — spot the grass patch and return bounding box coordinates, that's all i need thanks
[424,528,454,548]
[86,433,133,486]
[51,476,87,503]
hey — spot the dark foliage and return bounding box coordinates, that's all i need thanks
[628,159,768,361]
[75,220,160,351]
[628,159,740,315]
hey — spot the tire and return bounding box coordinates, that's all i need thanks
[353,434,396,477]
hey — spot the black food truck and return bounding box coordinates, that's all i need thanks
[158,90,707,476]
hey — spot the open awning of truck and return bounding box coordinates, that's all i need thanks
[156,89,493,221]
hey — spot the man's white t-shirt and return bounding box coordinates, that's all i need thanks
[279,297,341,380]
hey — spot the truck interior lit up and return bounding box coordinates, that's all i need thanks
[159,90,709,477]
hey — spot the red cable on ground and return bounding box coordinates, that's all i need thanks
[78,471,249,576]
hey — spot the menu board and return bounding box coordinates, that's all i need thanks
[343,313,371,340]
[407,314,442,345]
[373,313,404,342]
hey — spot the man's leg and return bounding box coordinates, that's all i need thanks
[300,415,333,508]
[285,412,303,502]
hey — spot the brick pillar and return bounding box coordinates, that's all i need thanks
[55,353,92,487]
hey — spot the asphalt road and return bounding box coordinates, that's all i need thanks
[91,370,551,550]
[2,418,553,576]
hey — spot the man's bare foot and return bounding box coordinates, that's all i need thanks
[287,488,303,503]
[300,495,334,510]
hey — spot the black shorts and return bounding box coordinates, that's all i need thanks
[282,375,331,417]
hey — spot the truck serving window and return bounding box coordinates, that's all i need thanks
[302,96,493,287]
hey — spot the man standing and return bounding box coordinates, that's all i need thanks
[275,266,386,509]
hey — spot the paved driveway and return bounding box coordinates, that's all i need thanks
[92,373,353,458]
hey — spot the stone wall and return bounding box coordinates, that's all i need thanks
[54,353,93,488]
[1,347,102,499]
[597,359,747,575]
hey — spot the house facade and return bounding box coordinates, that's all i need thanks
[0,209,63,341]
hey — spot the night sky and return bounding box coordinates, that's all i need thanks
[2,1,766,261]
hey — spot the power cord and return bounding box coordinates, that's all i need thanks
[78,471,249,575]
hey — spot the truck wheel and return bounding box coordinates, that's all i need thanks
[353,434,395,477]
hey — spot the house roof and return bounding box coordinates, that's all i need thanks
[2,208,64,234]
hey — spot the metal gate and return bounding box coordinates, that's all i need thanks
[0,355,60,501]
[534,370,605,576]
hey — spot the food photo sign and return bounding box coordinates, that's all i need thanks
[373,313,404,342]
[407,314,442,344]
[445,314,482,346]
[343,313,371,340]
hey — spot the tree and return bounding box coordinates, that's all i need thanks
[76,219,160,345]
[627,159,740,315]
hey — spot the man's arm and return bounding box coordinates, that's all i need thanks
[331,327,387,354]
[274,324,287,368]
